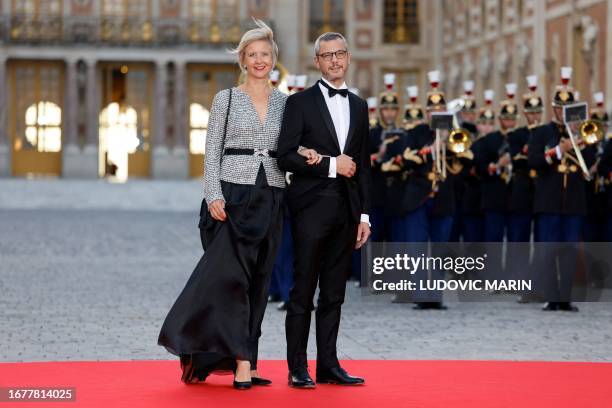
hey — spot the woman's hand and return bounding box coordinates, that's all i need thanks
[208,199,227,221]
[298,147,323,165]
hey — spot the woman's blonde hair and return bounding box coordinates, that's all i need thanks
[230,18,278,72]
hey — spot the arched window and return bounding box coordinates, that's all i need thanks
[24,101,62,152]
[189,103,210,155]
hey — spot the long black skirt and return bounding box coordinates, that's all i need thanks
[157,165,284,380]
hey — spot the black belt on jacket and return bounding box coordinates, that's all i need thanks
[224,148,277,158]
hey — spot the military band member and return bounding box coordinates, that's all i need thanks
[380,85,424,241]
[368,73,403,243]
[451,80,479,242]
[461,91,496,242]
[505,78,540,243]
[505,77,543,296]
[598,126,612,241]
[476,86,517,249]
[403,85,426,130]
[528,67,597,312]
[367,96,379,129]
[583,92,608,242]
[458,80,479,135]
[400,71,471,309]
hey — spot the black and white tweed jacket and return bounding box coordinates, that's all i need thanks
[203,87,288,205]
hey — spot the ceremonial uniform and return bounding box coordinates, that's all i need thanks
[399,71,472,309]
[451,80,478,242]
[527,67,596,311]
[582,92,609,242]
[598,138,612,241]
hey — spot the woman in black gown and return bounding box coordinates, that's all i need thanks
[157,20,315,389]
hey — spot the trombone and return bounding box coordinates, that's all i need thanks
[579,119,604,145]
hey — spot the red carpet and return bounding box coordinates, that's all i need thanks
[1,360,611,407]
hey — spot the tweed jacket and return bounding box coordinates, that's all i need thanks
[203,87,288,205]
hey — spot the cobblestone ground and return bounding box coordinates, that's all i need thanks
[1,179,611,363]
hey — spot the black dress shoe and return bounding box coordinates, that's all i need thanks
[429,302,447,310]
[558,302,579,312]
[233,377,252,390]
[268,294,281,302]
[277,301,288,311]
[412,302,430,310]
[288,368,316,388]
[542,302,558,311]
[413,302,447,310]
[316,366,365,385]
[251,376,272,386]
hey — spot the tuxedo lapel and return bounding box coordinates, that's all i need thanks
[344,93,359,153]
[312,84,341,153]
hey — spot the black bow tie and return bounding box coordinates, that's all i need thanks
[319,80,348,98]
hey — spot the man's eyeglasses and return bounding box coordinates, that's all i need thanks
[316,49,348,62]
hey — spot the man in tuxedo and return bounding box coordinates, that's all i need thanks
[277,32,371,388]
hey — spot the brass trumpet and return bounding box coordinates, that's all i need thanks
[579,119,604,145]
[447,128,472,154]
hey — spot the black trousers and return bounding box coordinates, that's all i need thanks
[285,183,358,372]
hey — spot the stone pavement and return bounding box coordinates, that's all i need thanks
[1,178,611,363]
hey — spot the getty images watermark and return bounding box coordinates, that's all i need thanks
[361,242,612,302]
[371,252,531,292]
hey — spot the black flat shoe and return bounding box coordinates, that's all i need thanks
[233,380,252,390]
[288,368,316,388]
[316,366,365,385]
[251,376,272,386]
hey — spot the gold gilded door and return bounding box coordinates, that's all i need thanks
[9,60,64,177]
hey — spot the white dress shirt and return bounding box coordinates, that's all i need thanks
[318,77,369,225]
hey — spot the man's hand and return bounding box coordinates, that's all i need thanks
[336,154,356,178]
[208,199,226,221]
[497,153,511,168]
[355,222,371,249]
[559,137,573,154]
[298,147,323,165]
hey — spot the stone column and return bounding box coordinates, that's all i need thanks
[66,58,99,178]
[173,60,187,150]
[154,61,168,150]
[61,58,81,177]
[152,60,188,179]
[0,56,9,177]
[65,59,79,148]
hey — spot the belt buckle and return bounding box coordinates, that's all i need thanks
[254,148,269,157]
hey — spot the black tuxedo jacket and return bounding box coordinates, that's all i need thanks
[277,83,372,223]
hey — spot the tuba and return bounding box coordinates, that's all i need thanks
[579,119,604,145]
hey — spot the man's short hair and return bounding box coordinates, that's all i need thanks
[314,32,349,55]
